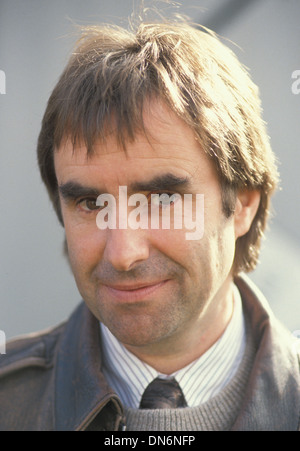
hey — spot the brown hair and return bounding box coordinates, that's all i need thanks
[37,20,279,274]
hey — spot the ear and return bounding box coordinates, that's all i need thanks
[234,189,261,239]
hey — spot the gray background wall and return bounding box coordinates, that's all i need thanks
[0,0,299,339]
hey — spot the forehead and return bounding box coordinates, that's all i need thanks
[54,100,216,187]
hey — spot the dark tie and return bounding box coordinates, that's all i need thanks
[139,377,188,409]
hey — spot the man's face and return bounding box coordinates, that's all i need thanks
[54,100,238,354]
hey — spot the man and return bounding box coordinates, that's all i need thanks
[0,19,299,431]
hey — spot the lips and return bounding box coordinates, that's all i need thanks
[101,280,170,303]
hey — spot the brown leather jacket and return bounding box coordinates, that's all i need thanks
[0,276,299,431]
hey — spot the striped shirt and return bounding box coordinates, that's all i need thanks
[100,285,246,408]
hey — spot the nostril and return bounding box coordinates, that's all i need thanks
[103,229,150,272]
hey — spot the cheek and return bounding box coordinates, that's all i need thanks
[64,220,105,275]
[213,219,236,275]
[185,214,236,283]
[150,228,190,257]
[151,228,205,283]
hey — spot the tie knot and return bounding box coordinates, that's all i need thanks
[139,377,187,409]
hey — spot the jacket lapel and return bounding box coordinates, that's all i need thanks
[54,303,124,431]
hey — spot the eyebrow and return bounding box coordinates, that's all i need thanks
[58,182,101,201]
[58,173,191,201]
[131,173,191,192]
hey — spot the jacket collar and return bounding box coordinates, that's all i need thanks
[54,303,124,431]
[233,274,300,431]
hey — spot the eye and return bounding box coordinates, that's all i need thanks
[77,198,100,212]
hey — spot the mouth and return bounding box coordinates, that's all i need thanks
[101,280,170,303]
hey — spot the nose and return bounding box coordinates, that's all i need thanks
[103,228,150,272]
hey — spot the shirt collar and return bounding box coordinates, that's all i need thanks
[100,284,246,408]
